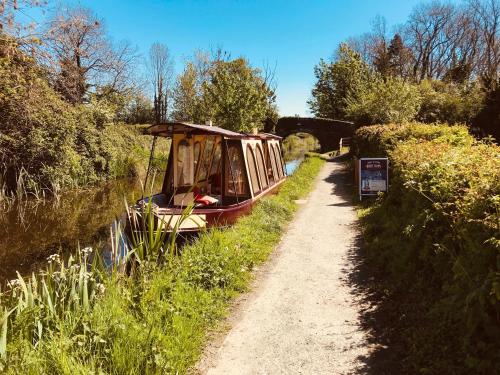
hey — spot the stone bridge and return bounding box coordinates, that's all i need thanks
[274,117,355,153]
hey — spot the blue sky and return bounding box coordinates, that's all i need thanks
[63,0,431,116]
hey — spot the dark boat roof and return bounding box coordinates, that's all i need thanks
[147,122,282,140]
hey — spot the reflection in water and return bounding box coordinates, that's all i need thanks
[0,178,161,283]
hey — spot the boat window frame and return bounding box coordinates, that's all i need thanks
[198,135,216,182]
[274,144,285,178]
[246,144,261,195]
[193,140,202,181]
[210,141,222,176]
[255,144,269,190]
[267,143,278,183]
[176,137,194,187]
[225,142,250,197]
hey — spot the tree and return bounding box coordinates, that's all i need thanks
[172,62,200,122]
[0,0,45,35]
[45,6,137,104]
[417,79,484,124]
[308,43,373,119]
[472,81,500,139]
[468,0,500,88]
[346,75,422,125]
[147,42,174,123]
[405,1,456,81]
[386,34,414,79]
[121,92,153,124]
[200,58,270,132]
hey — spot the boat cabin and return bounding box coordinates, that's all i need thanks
[138,122,287,232]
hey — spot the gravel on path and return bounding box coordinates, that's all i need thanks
[200,161,371,375]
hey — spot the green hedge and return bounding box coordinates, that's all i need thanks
[354,122,500,374]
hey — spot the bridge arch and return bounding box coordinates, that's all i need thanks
[275,117,354,153]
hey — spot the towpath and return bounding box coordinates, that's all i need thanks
[198,160,373,375]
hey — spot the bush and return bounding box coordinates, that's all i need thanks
[0,38,159,196]
[417,79,484,125]
[354,122,500,373]
[346,76,422,125]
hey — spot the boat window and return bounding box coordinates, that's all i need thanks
[198,136,215,181]
[177,139,193,186]
[209,142,222,194]
[255,145,268,189]
[210,142,221,176]
[193,141,201,179]
[246,145,261,194]
[273,145,283,178]
[267,144,278,182]
[278,144,286,176]
[226,144,249,196]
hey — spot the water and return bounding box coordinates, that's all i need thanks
[0,178,161,284]
[285,158,303,175]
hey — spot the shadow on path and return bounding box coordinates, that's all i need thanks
[324,161,403,375]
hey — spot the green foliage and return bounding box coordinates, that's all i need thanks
[282,133,320,161]
[417,79,484,125]
[172,57,277,133]
[0,39,161,196]
[353,122,471,157]
[346,76,422,125]
[472,82,500,141]
[308,43,373,120]
[172,62,200,122]
[354,123,500,373]
[0,156,325,374]
[201,58,272,132]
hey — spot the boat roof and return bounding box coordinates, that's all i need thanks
[147,122,282,140]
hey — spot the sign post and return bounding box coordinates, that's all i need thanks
[359,158,389,201]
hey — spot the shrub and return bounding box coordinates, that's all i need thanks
[354,122,500,373]
[0,38,158,197]
[417,79,484,125]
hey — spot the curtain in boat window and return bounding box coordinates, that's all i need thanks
[198,136,216,181]
[246,145,261,194]
[273,144,284,178]
[225,144,249,196]
[177,139,193,186]
[255,145,269,189]
[210,142,222,176]
[267,144,278,182]
[193,141,201,179]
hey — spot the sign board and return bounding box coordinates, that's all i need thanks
[359,158,389,199]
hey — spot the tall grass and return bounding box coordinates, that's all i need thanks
[0,156,324,374]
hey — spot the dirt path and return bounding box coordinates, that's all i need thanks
[199,161,371,375]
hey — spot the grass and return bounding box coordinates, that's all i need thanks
[0,155,325,374]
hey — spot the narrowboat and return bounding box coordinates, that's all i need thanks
[135,122,287,233]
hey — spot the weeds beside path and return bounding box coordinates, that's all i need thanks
[199,161,372,375]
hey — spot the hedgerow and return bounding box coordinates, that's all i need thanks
[354,122,500,374]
